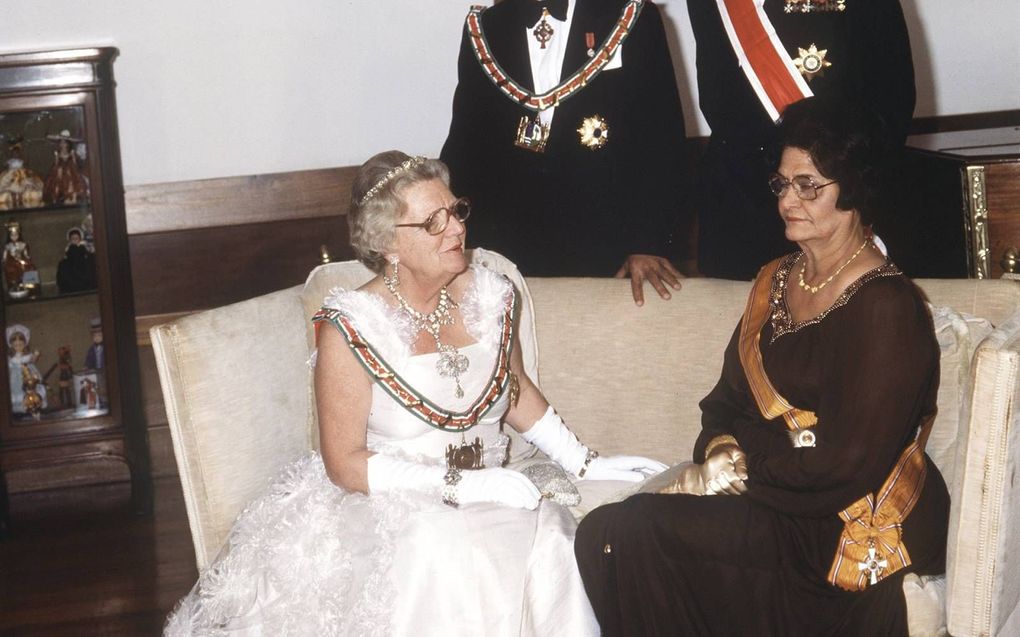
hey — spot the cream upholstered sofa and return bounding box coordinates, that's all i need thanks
[152,249,1020,637]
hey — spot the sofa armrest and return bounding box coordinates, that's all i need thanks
[946,310,1020,637]
[151,285,315,570]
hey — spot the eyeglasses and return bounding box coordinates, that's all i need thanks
[768,174,837,201]
[395,197,471,235]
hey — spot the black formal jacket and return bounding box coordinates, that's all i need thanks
[688,0,916,280]
[441,0,687,276]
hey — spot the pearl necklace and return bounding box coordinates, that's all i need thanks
[384,275,470,398]
[798,239,871,294]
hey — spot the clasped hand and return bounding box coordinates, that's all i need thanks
[659,444,748,496]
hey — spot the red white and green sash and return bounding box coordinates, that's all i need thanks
[312,285,517,433]
[716,0,812,122]
[466,1,644,112]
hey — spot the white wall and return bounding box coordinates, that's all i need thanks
[3,1,1018,186]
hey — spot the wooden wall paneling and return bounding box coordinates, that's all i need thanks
[125,167,356,235]
[129,216,352,316]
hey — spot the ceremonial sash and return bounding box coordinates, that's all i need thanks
[738,258,817,432]
[466,1,644,113]
[312,284,516,432]
[716,0,812,122]
[739,258,931,591]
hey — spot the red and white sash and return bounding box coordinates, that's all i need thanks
[716,0,812,122]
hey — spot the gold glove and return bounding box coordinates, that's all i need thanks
[657,462,707,495]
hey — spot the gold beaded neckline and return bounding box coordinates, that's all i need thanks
[797,239,871,294]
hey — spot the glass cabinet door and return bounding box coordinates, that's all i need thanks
[0,105,112,428]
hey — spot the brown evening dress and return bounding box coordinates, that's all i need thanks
[575,256,950,636]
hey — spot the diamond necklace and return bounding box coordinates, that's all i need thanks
[384,276,470,398]
[798,238,870,294]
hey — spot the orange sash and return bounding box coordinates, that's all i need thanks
[715,0,813,122]
[739,258,932,591]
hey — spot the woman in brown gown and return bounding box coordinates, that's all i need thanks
[574,96,949,636]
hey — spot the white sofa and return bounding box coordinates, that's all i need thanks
[152,249,1020,636]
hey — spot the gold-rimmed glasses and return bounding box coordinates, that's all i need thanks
[395,197,472,235]
[768,174,837,201]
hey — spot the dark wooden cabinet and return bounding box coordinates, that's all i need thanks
[0,48,151,533]
[897,127,1020,279]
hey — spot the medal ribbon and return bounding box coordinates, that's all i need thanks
[466,1,644,113]
[739,257,817,432]
[312,282,517,432]
[715,0,812,122]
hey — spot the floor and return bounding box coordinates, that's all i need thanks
[0,477,197,636]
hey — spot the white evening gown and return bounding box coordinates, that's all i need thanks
[164,265,598,636]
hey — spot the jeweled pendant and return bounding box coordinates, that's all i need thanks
[515,114,550,153]
[533,9,555,49]
[447,436,484,470]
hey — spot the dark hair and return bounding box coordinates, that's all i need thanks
[777,95,891,226]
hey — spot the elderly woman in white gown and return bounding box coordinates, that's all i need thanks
[164,150,665,636]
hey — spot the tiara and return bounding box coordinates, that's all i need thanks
[359,155,427,205]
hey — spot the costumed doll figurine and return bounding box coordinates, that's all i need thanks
[3,221,38,298]
[84,317,104,370]
[0,140,44,210]
[56,227,96,293]
[43,130,89,205]
[7,324,47,416]
[43,345,74,410]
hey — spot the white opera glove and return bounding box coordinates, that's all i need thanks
[366,454,541,510]
[366,452,445,495]
[521,406,668,482]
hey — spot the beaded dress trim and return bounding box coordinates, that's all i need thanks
[768,253,902,343]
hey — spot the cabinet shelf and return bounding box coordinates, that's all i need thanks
[0,202,89,217]
[5,286,97,306]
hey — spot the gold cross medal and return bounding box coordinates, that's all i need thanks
[793,44,832,81]
[577,115,609,149]
[515,114,551,153]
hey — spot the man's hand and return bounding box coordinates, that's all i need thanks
[615,254,684,306]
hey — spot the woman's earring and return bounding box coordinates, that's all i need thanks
[383,256,400,288]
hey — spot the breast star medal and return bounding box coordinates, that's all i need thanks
[793,44,831,80]
[532,8,555,49]
[577,115,609,150]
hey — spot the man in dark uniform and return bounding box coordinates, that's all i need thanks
[441,0,688,304]
[689,0,914,280]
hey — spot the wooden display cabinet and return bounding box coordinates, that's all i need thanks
[900,127,1020,279]
[0,48,151,533]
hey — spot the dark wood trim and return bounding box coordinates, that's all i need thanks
[128,216,352,316]
[125,166,357,235]
[909,110,1020,136]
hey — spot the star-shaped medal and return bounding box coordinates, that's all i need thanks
[577,115,609,150]
[793,44,832,81]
